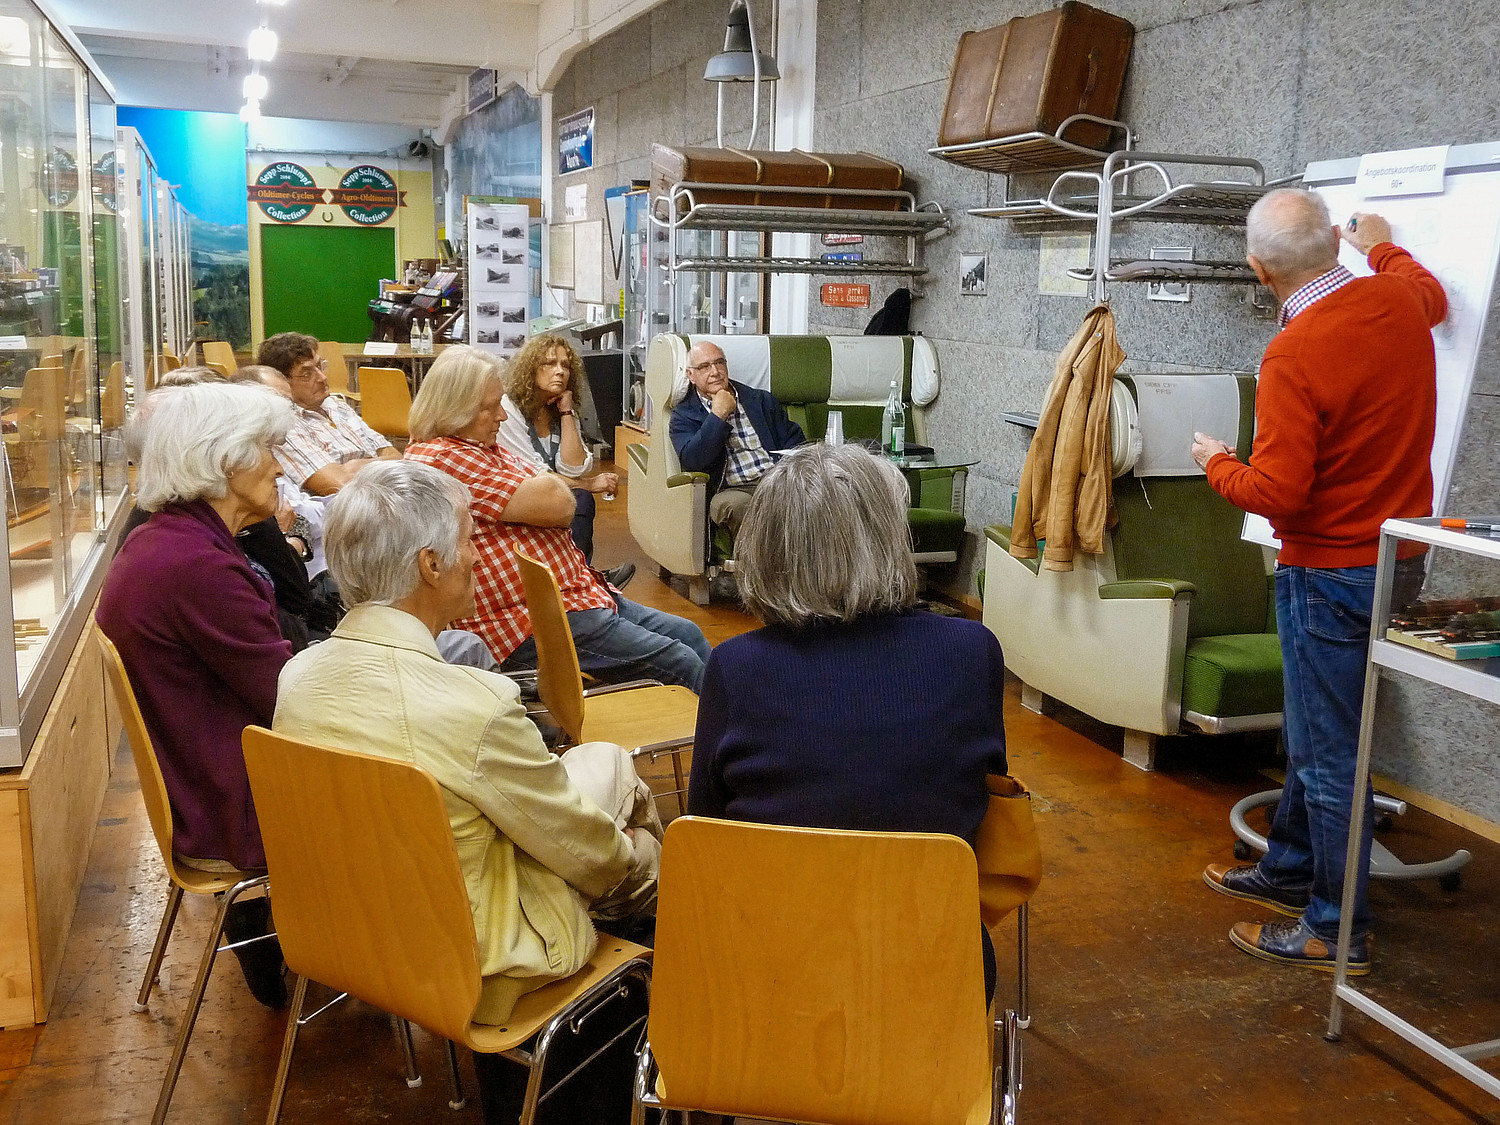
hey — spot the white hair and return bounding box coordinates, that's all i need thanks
[134,382,295,511]
[1246,188,1337,278]
[736,443,917,628]
[324,460,472,607]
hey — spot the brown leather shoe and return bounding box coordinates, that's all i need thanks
[1229,917,1370,975]
[1204,863,1308,918]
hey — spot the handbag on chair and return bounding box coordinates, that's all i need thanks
[976,774,1043,927]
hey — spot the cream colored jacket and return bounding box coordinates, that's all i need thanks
[273,604,633,1023]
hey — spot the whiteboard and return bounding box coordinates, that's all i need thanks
[1242,141,1500,549]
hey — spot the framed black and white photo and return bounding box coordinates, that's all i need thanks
[959,252,987,296]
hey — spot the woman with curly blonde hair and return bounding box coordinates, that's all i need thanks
[494,334,627,582]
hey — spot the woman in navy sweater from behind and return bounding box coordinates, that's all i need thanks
[686,443,1009,997]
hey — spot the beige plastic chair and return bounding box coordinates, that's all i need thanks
[357,366,410,440]
[513,547,698,813]
[200,342,235,378]
[318,341,360,403]
[241,725,653,1124]
[97,628,276,1125]
[634,816,1021,1125]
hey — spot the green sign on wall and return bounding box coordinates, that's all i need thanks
[337,165,403,226]
[251,161,321,224]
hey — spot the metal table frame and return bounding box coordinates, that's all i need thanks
[1326,516,1500,1098]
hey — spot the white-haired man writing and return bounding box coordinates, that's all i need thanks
[1191,188,1446,975]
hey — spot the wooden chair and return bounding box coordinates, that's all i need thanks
[633,816,1020,1125]
[241,726,653,1125]
[513,548,698,813]
[201,341,236,375]
[357,366,410,441]
[102,362,125,432]
[318,341,361,403]
[98,629,277,1125]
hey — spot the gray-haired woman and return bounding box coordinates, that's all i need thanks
[685,442,1010,1000]
[97,381,297,1008]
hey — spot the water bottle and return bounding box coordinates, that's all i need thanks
[881,379,905,461]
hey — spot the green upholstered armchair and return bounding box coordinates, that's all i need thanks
[627,333,968,603]
[982,373,1281,770]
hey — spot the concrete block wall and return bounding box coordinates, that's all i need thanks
[549,0,1500,814]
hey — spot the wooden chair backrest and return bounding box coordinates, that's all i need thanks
[19,366,66,441]
[241,726,483,1043]
[97,629,182,877]
[651,817,992,1125]
[357,367,411,438]
[68,347,88,407]
[201,341,236,373]
[512,548,586,743]
[102,362,124,430]
[317,340,346,369]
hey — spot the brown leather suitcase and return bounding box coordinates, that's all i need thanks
[938,1,1134,151]
[799,150,905,210]
[653,144,907,212]
[651,143,761,211]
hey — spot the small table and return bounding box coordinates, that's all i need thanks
[342,343,450,391]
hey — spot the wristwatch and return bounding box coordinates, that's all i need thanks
[559,409,576,417]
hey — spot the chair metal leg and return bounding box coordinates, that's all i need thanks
[1015,902,1030,1030]
[135,883,185,1012]
[445,1040,466,1110]
[997,1008,1021,1125]
[152,874,268,1125]
[670,749,687,817]
[393,1015,422,1087]
[264,974,310,1125]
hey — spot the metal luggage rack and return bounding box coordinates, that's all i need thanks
[928,114,1133,175]
[996,149,1280,302]
[652,181,951,281]
[1068,259,1259,285]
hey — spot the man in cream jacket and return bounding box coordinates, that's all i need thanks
[273,461,659,1032]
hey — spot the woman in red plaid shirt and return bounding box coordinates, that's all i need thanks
[405,345,710,691]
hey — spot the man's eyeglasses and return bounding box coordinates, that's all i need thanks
[688,357,728,374]
[289,359,328,380]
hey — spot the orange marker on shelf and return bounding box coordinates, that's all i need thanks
[1441,518,1500,532]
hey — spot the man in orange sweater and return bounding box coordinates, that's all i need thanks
[1191,188,1446,975]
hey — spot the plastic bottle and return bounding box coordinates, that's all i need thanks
[415,320,431,355]
[881,379,905,461]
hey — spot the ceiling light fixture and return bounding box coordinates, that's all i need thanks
[242,73,268,101]
[704,0,779,149]
[247,25,278,62]
[239,99,262,122]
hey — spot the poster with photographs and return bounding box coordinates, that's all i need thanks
[468,200,532,359]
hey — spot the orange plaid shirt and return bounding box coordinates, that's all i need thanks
[404,437,615,660]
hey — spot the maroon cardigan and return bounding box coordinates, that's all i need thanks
[98,500,293,870]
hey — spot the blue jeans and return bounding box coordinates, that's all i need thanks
[1260,558,1423,941]
[503,593,710,693]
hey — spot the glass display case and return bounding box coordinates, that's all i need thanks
[0,1,140,766]
[622,190,766,428]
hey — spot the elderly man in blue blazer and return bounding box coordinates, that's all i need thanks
[669,340,805,537]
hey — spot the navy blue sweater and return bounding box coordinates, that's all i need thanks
[687,611,1008,844]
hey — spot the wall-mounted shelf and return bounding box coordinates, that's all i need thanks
[1069,259,1259,285]
[928,114,1133,176]
[1019,151,1271,302]
[651,181,951,299]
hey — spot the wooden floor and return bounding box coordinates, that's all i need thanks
[3,467,1499,1124]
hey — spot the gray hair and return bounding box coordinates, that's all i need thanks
[409,344,505,442]
[324,460,472,607]
[736,443,917,628]
[134,382,295,511]
[1246,188,1337,278]
[123,366,228,461]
